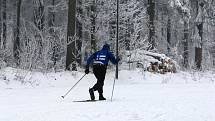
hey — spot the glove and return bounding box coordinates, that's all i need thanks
[85,68,89,74]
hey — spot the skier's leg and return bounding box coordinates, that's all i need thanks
[93,65,106,92]
[88,65,100,100]
[92,65,101,91]
[91,65,107,100]
[89,88,95,100]
[92,66,103,87]
[97,65,107,100]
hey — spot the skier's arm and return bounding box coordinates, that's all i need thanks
[108,52,119,65]
[86,52,96,69]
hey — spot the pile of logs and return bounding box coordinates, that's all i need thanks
[146,58,177,74]
[125,50,177,74]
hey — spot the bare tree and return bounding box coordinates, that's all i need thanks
[76,0,83,66]
[167,15,171,54]
[90,0,97,52]
[0,0,2,48]
[14,0,22,66]
[183,21,189,68]
[194,1,205,69]
[33,0,44,30]
[171,0,191,68]
[2,0,6,49]
[33,0,45,60]
[48,0,55,34]
[48,0,57,67]
[66,0,77,70]
[147,0,156,50]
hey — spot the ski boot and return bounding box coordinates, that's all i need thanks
[89,88,95,100]
[99,93,106,100]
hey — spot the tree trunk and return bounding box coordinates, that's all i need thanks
[0,0,2,48]
[48,0,55,34]
[66,0,77,70]
[195,46,202,69]
[48,0,57,68]
[76,0,83,66]
[90,0,97,52]
[183,21,189,68]
[32,0,44,68]
[125,17,130,50]
[14,0,22,66]
[2,0,6,49]
[195,22,203,69]
[147,0,155,50]
[167,15,171,54]
[194,2,204,70]
[33,0,44,60]
[34,0,44,31]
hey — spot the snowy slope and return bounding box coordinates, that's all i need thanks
[0,68,215,121]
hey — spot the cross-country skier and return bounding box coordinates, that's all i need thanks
[85,44,119,100]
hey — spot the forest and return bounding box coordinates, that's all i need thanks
[0,0,215,72]
[1,1,215,120]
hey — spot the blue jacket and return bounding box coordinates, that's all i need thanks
[86,44,118,69]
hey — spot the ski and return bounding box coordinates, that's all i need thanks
[73,99,106,102]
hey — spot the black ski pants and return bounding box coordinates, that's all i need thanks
[92,64,107,94]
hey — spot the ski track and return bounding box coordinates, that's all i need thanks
[0,70,215,121]
[1,84,215,121]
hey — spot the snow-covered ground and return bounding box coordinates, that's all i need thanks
[0,67,215,121]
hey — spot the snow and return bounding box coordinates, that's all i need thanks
[126,50,171,65]
[0,67,215,121]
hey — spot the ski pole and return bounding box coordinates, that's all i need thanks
[111,57,120,101]
[61,73,86,99]
[111,76,116,101]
